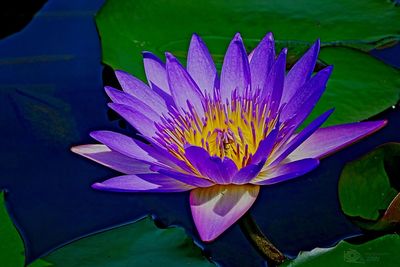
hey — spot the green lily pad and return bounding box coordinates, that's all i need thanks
[338,143,400,229]
[41,217,214,267]
[307,47,400,126]
[281,234,400,267]
[0,191,25,267]
[96,0,400,126]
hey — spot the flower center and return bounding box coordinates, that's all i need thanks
[155,96,278,169]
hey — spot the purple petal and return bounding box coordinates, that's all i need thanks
[190,184,259,242]
[281,66,333,124]
[155,167,214,187]
[114,70,168,114]
[89,131,157,164]
[261,48,287,116]
[187,34,218,95]
[71,144,151,174]
[282,40,320,104]
[252,158,319,185]
[231,160,266,184]
[105,86,161,122]
[251,129,278,164]
[220,33,251,101]
[288,120,387,161]
[249,32,275,92]
[142,52,170,94]
[108,103,157,138]
[165,53,205,116]
[92,173,194,193]
[271,109,334,166]
[184,146,238,184]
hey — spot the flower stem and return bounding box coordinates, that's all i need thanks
[239,212,286,266]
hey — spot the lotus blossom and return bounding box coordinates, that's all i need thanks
[72,33,386,242]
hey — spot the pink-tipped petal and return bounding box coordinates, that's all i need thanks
[142,52,170,94]
[92,173,194,193]
[187,34,218,95]
[71,144,151,174]
[288,120,387,161]
[190,184,259,242]
[220,33,251,102]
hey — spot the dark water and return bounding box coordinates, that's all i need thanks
[0,1,399,267]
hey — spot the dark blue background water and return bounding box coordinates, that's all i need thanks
[1,1,399,266]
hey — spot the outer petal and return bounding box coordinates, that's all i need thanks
[187,34,218,95]
[166,53,205,116]
[252,158,319,185]
[282,40,320,104]
[142,52,170,94]
[108,103,157,138]
[251,129,278,164]
[249,32,275,92]
[89,131,157,164]
[288,120,387,161]
[114,70,168,114]
[271,109,334,165]
[185,146,238,184]
[231,160,266,184]
[190,184,259,241]
[92,173,194,193]
[220,33,251,101]
[71,144,151,174]
[105,86,161,122]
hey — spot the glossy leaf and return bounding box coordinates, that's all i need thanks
[338,143,400,228]
[41,217,214,267]
[0,192,25,267]
[281,234,400,267]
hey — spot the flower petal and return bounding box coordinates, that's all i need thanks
[249,32,275,92]
[282,40,320,104]
[165,53,204,116]
[105,86,161,122]
[184,146,238,184]
[108,103,157,138]
[251,129,278,164]
[271,109,334,165]
[261,48,287,116]
[89,131,157,164]
[190,184,259,241]
[114,70,168,114]
[253,158,319,185]
[155,167,214,187]
[187,34,218,95]
[92,173,194,193]
[71,144,151,174]
[288,120,387,161]
[220,33,251,101]
[231,160,266,184]
[142,51,170,94]
[281,66,333,124]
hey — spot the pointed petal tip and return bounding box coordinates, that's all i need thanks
[233,32,242,41]
[265,32,274,41]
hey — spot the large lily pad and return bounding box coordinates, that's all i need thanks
[0,192,25,267]
[96,0,400,126]
[41,217,213,267]
[338,143,400,229]
[281,234,400,267]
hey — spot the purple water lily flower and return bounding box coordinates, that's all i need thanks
[72,33,386,242]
